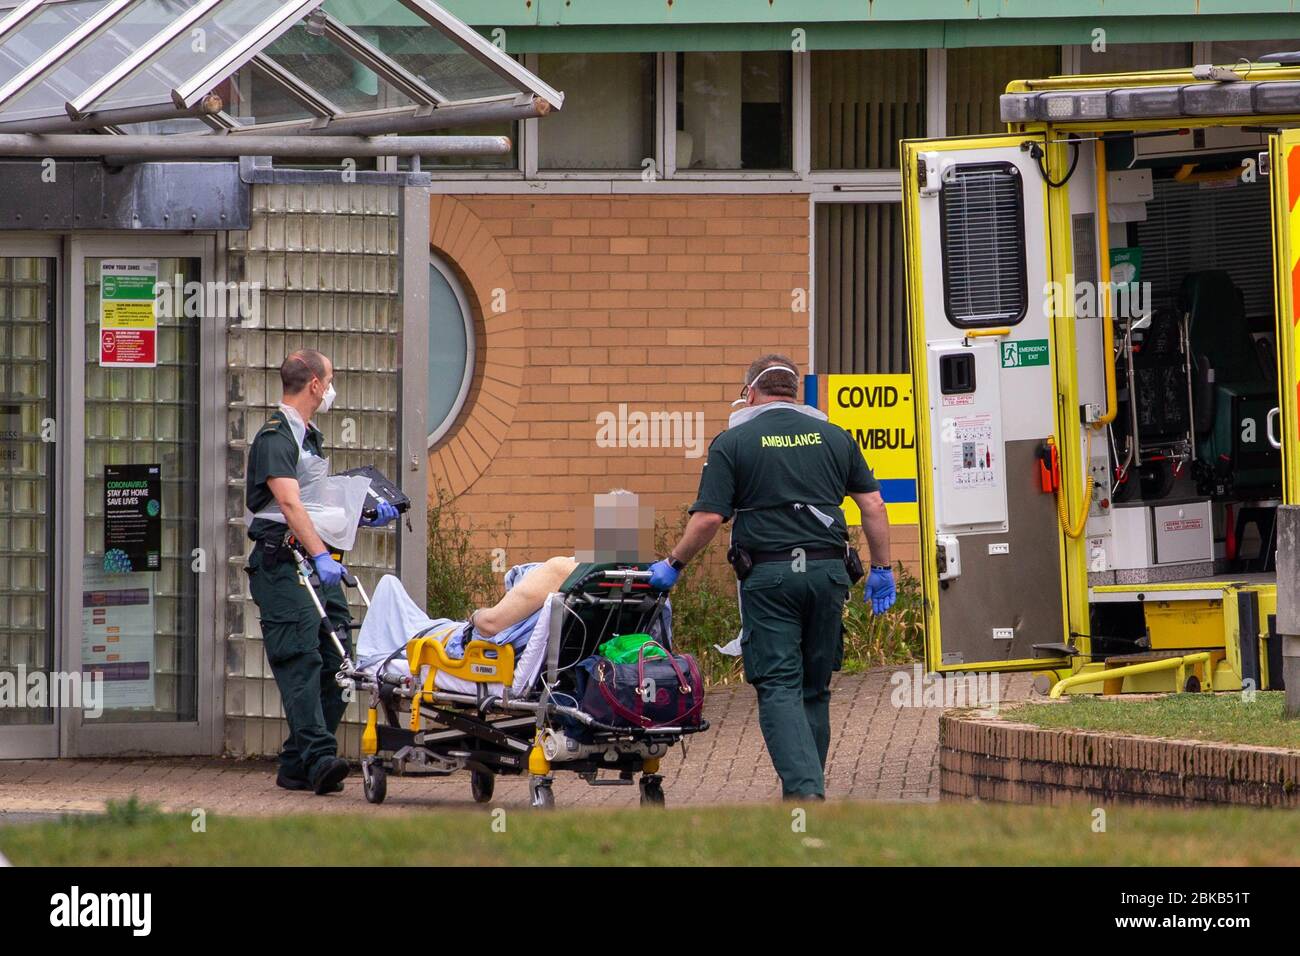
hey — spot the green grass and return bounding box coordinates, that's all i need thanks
[1006,692,1300,750]
[4,798,1300,866]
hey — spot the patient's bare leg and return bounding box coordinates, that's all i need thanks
[472,556,577,637]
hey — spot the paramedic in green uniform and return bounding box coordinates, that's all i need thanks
[649,354,894,800]
[245,349,398,795]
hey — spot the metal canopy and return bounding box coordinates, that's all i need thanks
[0,0,561,154]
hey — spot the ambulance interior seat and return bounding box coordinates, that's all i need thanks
[1181,270,1281,501]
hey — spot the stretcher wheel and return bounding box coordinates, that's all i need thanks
[363,760,387,805]
[471,770,495,803]
[639,775,665,807]
[529,776,555,810]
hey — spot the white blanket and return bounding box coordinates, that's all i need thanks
[356,574,554,697]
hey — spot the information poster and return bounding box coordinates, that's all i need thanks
[949,413,997,489]
[99,259,158,367]
[82,555,156,710]
[826,374,919,525]
[104,463,162,572]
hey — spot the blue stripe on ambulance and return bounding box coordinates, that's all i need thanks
[877,478,917,505]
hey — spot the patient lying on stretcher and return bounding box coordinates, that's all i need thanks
[355,557,577,694]
[355,491,663,696]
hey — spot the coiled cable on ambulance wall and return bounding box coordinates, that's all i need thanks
[1026,137,1081,189]
[1056,427,1096,540]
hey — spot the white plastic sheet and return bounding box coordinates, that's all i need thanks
[243,404,372,551]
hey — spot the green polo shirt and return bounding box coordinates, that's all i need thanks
[246,408,324,541]
[690,406,879,552]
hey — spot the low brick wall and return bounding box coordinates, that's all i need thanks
[940,711,1300,808]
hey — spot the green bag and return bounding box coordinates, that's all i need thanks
[597,632,668,664]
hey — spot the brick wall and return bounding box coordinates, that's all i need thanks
[426,192,920,571]
[940,712,1300,808]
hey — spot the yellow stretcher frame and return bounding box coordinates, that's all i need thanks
[407,632,515,732]
[359,624,518,750]
[902,60,1300,688]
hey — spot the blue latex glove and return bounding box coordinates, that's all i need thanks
[865,566,896,615]
[362,500,399,527]
[312,552,345,588]
[648,559,680,591]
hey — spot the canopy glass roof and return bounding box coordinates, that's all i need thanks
[0,0,562,135]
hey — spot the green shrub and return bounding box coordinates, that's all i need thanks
[426,485,505,619]
[840,560,924,667]
[653,517,745,685]
[425,496,925,686]
[656,509,924,683]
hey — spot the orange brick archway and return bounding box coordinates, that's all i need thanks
[426,194,525,499]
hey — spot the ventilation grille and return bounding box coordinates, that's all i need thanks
[940,162,1028,327]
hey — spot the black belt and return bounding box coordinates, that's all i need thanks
[750,546,844,564]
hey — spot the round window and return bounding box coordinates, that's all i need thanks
[427,255,475,447]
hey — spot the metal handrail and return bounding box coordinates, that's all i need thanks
[1049,651,1212,699]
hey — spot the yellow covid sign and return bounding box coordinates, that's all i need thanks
[826,374,918,525]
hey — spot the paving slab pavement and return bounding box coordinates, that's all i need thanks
[0,667,1033,817]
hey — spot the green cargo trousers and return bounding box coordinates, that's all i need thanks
[246,546,352,781]
[739,558,851,799]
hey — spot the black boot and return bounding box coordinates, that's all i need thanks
[310,756,350,795]
[276,768,311,792]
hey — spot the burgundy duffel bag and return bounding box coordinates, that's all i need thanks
[580,644,705,730]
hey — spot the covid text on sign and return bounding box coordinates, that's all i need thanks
[826,374,918,525]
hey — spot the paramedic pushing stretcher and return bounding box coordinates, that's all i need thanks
[650,355,894,800]
[244,349,399,795]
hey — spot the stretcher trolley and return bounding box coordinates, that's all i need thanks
[295,554,708,809]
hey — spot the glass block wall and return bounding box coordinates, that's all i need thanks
[224,183,401,757]
[0,258,55,726]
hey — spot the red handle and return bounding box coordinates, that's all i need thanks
[1038,440,1060,494]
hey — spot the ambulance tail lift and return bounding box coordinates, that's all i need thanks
[899,55,1300,695]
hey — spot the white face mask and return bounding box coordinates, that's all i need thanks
[319,382,336,414]
[730,365,798,407]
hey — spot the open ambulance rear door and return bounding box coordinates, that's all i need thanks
[901,134,1074,673]
[1270,130,1300,499]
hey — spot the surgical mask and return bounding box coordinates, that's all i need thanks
[730,365,798,407]
[319,382,336,413]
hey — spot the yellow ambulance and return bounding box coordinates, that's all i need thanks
[899,55,1300,695]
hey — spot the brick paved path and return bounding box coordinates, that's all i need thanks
[0,668,1032,817]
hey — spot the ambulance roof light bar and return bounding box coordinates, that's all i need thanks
[1001,77,1300,123]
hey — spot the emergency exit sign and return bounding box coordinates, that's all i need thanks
[1000,339,1050,368]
